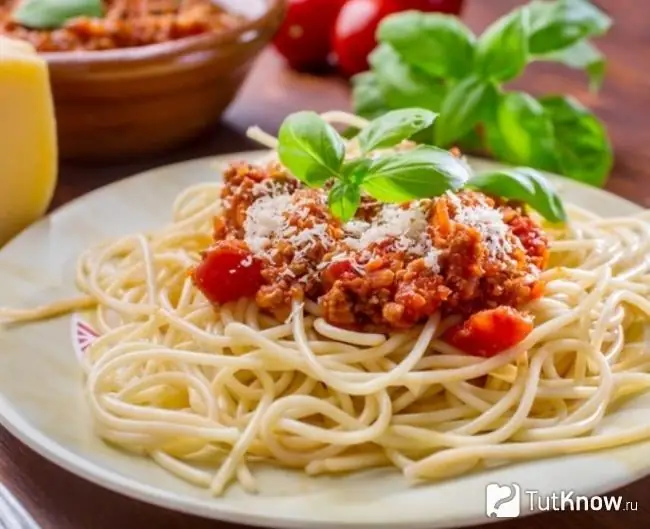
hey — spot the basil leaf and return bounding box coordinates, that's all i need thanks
[342,158,373,186]
[358,109,438,153]
[361,146,470,203]
[434,76,497,147]
[328,182,361,222]
[278,112,345,187]
[378,11,476,80]
[539,95,612,186]
[485,91,558,172]
[468,167,567,223]
[369,44,447,111]
[351,73,390,120]
[13,0,102,29]
[538,40,605,92]
[528,0,612,55]
[476,7,530,82]
[456,127,485,153]
[409,124,436,146]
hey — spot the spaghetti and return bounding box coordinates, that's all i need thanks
[2,112,650,497]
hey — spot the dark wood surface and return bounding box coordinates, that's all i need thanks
[2,1,649,528]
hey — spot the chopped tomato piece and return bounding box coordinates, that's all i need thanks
[444,307,533,358]
[192,242,263,305]
[322,259,359,289]
[509,215,549,269]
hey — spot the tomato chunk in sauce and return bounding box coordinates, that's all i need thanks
[444,307,533,358]
[192,241,263,305]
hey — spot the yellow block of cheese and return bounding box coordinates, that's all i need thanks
[0,36,57,247]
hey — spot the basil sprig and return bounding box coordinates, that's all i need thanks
[13,0,102,29]
[277,110,470,222]
[352,0,613,187]
[276,109,566,224]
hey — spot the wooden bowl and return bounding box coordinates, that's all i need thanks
[42,0,287,161]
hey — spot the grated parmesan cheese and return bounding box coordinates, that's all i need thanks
[243,186,523,280]
[243,190,334,264]
[423,247,441,274]
[243,194,292,254]
[343,203,428,254]
[447,192,519,259]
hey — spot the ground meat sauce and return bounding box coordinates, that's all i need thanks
[192,161,550,356]
[0,1,244,52]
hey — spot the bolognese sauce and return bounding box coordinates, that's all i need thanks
[0,0,244,52]
[192,161,550,357]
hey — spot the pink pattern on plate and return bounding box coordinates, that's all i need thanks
[70,314,99,363]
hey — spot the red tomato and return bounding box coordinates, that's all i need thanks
[332,0,398,78]
[272,0,347,71]
[332,0,465,77]
[322,259,358,288]
[444,307,534,358]
[192,242,264,305]
[392,0,464,14]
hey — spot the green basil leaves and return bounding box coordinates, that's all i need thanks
[361,146,470,203]
[351,0,613,188]
[357,109,437,153]
[378,12,476,80]
[277,111,471,221]
[539,95,613,186]
[278,112,345,187]
[435,76,497,147]
[476,8,530,82]
[528,0,612,55]
[276,109,567,225]
[468,167,567,222]
[328,182,362,222]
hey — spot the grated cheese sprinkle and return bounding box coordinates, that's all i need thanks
[243,186,522,280]
[243,191,333,264]
[447,192,518,259]
[344,202,428,255]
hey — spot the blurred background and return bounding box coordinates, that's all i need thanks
[2,0,647,206]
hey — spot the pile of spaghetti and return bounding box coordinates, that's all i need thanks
[3,112,650,497]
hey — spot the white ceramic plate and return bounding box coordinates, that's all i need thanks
[0,153,648,529]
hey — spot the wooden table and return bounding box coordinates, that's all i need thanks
[2,0,649,527]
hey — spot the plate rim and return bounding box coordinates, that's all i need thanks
[0,152,646,528]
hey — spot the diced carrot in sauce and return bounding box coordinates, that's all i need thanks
[444,307,533,358]
[192,241,263,305]
[433,198,452,237]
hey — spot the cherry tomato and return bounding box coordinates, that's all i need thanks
[392,0,464,14]
[192,242,264,305]
[272,0,347,71]
[332,0,465,77]
[444,307,534,358]
[332,0,398,78]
